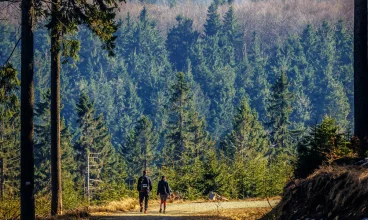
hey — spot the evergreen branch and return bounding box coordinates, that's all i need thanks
[1,37,21,69]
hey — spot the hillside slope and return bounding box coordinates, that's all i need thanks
[264,166,368,219]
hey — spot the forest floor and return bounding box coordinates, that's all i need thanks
[90,200,279,220]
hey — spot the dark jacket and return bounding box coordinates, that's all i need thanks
[157,180,171,195]
[137,175,153,193]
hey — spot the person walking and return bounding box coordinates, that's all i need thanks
[157,175,171,214]
[137,170,153,214]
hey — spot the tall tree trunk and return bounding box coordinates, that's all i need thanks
[50,0,62,215]
[0,158,4,201]
[354,0,368,156]
[21,0,35,218]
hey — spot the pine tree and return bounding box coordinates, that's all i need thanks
[301,24,318,64]
[34,90,52,194]
[121,116,158,178]
[267,71,294,154]
[166,16,199,72]
[204,2,221,37]
[188,110,208,157]
[295,116,350,178]
[35,0,123,213]
[164,72,207,163]
[198,145,223,195]
[324,76,350,129]
[334,20,354,127]
[248,32,270,120]
[165,72,194,161]
[220,98,269,158]
[34,90,77,196]
[123,8,173,130]
[74,92,121,199]
[190,42,214,95]
[283,35,311,131]
[222,6,243,62]
[0,64,20,200]
[210,65,236,139]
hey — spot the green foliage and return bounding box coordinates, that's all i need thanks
[74,92,125,199]
[295,116,353,178]
[121,115,158,178]
[221,6,243,63]
[164,72,208,162]
[0,64,20,197]
[0,196,20,219]
[39,0,123,57]
[0,4,354,210]
[220,98,268,158]
[166,16,199,72]
[204,2,221,37]
[267,71,294,154]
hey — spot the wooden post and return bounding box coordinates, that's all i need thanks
[87,152,90,204]
[21,0,35,218]
[0,158,4,201]
[354,0,368,156]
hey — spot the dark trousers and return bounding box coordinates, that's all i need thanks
[139,192,149,210]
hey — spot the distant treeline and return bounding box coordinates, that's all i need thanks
[0,1,353,215]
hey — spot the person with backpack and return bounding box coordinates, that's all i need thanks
[157,175,171,214]
[137,170,153,213]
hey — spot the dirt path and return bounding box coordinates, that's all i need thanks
[91,200,279,220]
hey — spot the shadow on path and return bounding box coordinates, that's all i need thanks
[91,214,231,220]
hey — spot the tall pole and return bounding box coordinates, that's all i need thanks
[21,0,35,218]
[354,0,368,156]
[0,158,4,201]
[87,152,90,204]
[50,0,62,214]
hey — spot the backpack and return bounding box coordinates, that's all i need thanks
[139,176,149,192]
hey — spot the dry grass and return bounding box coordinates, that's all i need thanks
[0,197,20,220]
[148,196,281,205]
[174,207,271,220]
[87,198,138,213]
[36,209,90,220]
[264,165,368,219]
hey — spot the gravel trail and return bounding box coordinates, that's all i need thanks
[91,200,279,220]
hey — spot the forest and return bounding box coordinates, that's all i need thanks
[0,0,362,218]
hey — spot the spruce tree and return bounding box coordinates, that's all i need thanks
[334,20,353,127]
[222,6,243,62]
[301,24,318,64]
[35,0,123,213]
[165,72,194,161]
[248,32,270,120]
[74,92,121,200]
[164,72,207,162]
[166,16,199,72]
[220,98,268,158]
[34,90,77,196]
[121,8,173,130]
[34,90,52,194]
[267,71,294,154]
[204,2,221,37]
[121,116,158,177]
[0,65,20,200]
[295,116,349,178]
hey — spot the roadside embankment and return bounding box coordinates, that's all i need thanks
[263,165,368,219]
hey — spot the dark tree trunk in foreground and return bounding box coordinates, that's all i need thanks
[354,0,368,156]
[50,0,62,215]
[21,0,35,218]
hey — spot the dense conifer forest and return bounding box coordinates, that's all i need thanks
[0,0,358,217]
